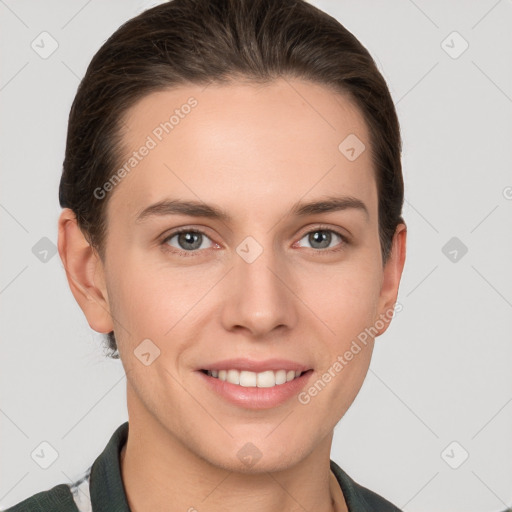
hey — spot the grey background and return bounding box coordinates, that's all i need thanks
[1,0,511,510]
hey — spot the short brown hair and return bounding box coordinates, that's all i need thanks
[59,0,405,358]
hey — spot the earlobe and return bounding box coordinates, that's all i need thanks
[57,208,114,334]
[374,223,407,337]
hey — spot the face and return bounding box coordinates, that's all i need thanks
[68,78,405,472]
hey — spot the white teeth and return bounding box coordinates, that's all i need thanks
[275,370,287,385]
[256,370,274,388]
[241,370,258,387]
[227,369,239,385]
[206,368,304,387]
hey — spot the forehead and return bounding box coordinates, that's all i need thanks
[108,78,377,225]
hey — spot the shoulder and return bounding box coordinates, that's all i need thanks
[2,483,79,512]
[330,460,403,512]
[349,482,402,512]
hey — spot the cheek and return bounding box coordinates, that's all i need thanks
[106,250,217,343]
[300,258,381,405]
[304,257,382,341]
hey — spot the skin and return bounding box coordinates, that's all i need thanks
[58,78,406,512]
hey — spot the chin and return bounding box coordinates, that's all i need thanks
[194,433,314,475]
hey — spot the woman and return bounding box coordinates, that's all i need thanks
[6,0,407,510]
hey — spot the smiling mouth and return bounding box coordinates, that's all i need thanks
[200,368,313,388]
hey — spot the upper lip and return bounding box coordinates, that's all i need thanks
[199,358,312,373]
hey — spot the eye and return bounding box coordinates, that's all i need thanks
[296,227,348,252]
[160,225,349,257]
[161,228,215,255]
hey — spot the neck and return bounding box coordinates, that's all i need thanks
[119,414,347,512]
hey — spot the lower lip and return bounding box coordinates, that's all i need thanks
[196,370,314,410]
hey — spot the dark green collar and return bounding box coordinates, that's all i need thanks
[90,421,401,512]
[89,421,131,512]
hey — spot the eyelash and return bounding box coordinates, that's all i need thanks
[160,225,350,257]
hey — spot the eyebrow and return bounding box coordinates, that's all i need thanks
[135,195,369,224]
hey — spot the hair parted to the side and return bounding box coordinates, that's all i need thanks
[59,0,405,359]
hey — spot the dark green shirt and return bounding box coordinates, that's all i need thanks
[5,422,402,511]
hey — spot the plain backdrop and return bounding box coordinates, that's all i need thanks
[1,1,511,510]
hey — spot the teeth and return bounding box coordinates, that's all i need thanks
[275,370,287,385]
[206,368,304,387]
[227,369,239,384]
[241,370,257,387]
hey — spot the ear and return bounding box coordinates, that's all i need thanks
[57,208,113,334]
[374,223,407,337]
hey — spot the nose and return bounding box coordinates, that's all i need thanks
[220,239,298,338]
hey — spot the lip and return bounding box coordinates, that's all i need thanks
[196,368,314,410]
[197,357,312,373]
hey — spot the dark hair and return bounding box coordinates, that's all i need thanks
[59,0,405,359]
